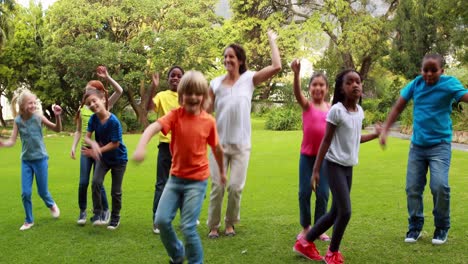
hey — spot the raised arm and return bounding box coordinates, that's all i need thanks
[133,121,163,162]
[0,122,19,147]
[379,97,407,147]
[97,66,123,109]
[253,30,282,86]
[42,105,62,132]
[311,122,336,191]
[70,115,82,159]
[290,59,309,110]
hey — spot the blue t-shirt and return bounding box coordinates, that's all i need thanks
[87,113,127,165]
[400,75,467,146]
[15,114,48,161]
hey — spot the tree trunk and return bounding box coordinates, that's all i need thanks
[126,87,150,130]
[0,104,6,127]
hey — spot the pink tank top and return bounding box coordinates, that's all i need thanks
[300,104,329,156]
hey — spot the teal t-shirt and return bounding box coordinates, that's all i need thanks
[400,75,467,146]
[15,114,48,161]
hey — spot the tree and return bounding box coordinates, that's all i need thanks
[0,0,15,48]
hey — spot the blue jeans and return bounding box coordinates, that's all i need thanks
[21,157,55,223]
[406,142,451,231]
[155,176,207,264]
[79,153,109,211]
[299,154,330,228]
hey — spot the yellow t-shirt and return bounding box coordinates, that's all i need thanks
[80,106,94,147]
[153,90,179,143]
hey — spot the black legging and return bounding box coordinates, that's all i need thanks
[305,159,352,252]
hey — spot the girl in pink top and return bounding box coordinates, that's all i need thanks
[291,59,331,241]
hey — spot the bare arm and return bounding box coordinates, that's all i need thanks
[460,93,468,103]
[311,122,336,191]
[211,143,226,185]
[97,66,123,109]
[0,122,19,147]
[70,115,82,159]
[207,88,215,114]
[361,123,382,143]
[41,105,62,132]
[252,30,282,86]
[133,121,163,162]
[290,59,309,110]
[379,97,407,146]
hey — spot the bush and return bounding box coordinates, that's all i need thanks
[265,106,302,131]
[120,110,142,133]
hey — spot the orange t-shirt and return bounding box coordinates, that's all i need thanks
[158,107,219,181]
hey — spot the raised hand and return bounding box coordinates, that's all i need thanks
[96,65,109,79]
[290,59,301,74]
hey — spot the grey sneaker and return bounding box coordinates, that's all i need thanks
[90,214,104,226]
[77,211,87,225]
[404,230,422,243]
[432,228,448,245]
[102,210,111,224]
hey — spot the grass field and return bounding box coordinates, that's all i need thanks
[0,119,467,264]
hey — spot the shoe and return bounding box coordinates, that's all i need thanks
[153,224,160,234]
[208,229,219,239]
[432,228,448,245]
[320,233,331,242]
[324,248,344,264]
[50,204,60,218]
[90,214,104,226]
[196,219,200,226]
[169,257,184,264]
[293,237,323,261]
[107,215,120,230]
[77,211,87,225]
[19,222,34,231]
[404,229,422,243]
[102,210,111,224]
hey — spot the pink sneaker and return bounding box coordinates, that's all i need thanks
[320,233,331,241]
[19,222,34,231]
[293,237,323,261]
[50,204,60,218]
[324,248,344,264]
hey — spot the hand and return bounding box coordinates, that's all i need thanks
[89,141,102,161]
[152,73,160,87]
[132,149,146,163]
[290,59,301,74]
[70,148,76,159]
[310,171,320,192]
[52,104,62,116]
[374,123,383,136]
[96,65,109,79]
[379,131,387,149]
[220,172,227,186]
[267,29,278,41]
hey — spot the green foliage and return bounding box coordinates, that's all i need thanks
[119,108,142,133]
[264,105,301,131]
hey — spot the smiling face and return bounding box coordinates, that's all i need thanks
[182,92,204,115]
[22,95,38,116]
[342,71,362,102]
[223,47,242,73]
[168,68,184,91]
[309,76,328,103]
[421,58,443,86]
[85,93,106,114]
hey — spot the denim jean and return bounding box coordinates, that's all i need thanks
[92,160,126,218]
[299,154,330,228]
[153,142,172,221]
[79,152,109,211]
[21,157,55,223]
[406,142,451,231]
[155,176,207,264]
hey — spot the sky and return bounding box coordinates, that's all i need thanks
[17,0,56,9]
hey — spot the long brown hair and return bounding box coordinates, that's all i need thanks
[74,80,109,124]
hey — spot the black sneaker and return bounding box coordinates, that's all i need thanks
[432,228,448,245]
[90,214,104,226]
[77,210,87,225]
[404,230,422,243]
[107,215,120,230]
[169,257,184,264]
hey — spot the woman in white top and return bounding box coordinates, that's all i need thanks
[207,30,281,238]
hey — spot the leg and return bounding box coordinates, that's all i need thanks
[298,154,313,229]
[314,156,330,225]
[180,179,208,264]
[153,143,171,221]
[92,161,108,217]
[109,163,127,218]
[427,143,451,230]
[406,143,428,231]
[21,160,34,223]
[34,158,55,208]
[155,177,185,263]
[78,153,93,211]
[207,146,229,231]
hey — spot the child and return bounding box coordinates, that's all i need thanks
[71,65,123,225]
[133,71,226,264]
[150,66,184,234]
[293,70,381,264]
[83,87,127,230]
[290,59,331,241]
[0,89,62,231]
[380,54,468,245]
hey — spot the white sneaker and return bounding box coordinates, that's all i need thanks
[50,204,60,218]
[196,219,200,226]
[20,222,34,231]
[153,224,160,234]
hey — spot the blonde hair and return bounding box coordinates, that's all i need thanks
[177,71,211,110]
[11,88,43,117]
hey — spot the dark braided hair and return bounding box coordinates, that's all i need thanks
[331,69,362,106]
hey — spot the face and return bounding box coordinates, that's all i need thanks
[223,47,242,73]
[168,68,183,91]
[309,76,328,102]
[342,72,362,101]
[22,95,37,115]
[182,92,203,114]
[421,58,443,85]
[85,94,106,114]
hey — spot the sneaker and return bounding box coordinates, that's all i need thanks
[77,211,87,225]
[324,248,344,264]
[50,204,60,218]
[196,219,200,226]
[320,233,331,242]
[169,257,184,264]
[404,230,422,243]
[107,215,120,230]
[90,214,104,226]
[153,223,160,234]
[19,222,34,231]
[432,228,448,245]
[293,237,323,261]
[102,210,111,224]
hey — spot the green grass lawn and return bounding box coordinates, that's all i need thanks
[0,119,467,264]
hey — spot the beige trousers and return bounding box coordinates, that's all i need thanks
[207,144,251,229]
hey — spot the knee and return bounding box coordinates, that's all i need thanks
[339,209,352,222]
[227,183,243,194]
[298,190,311,201]
[21,192,32,200]
[430,183,450,196]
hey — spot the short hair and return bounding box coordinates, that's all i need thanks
[177,71,211,110]
[422,53,445,68]
[167,66,185,79]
